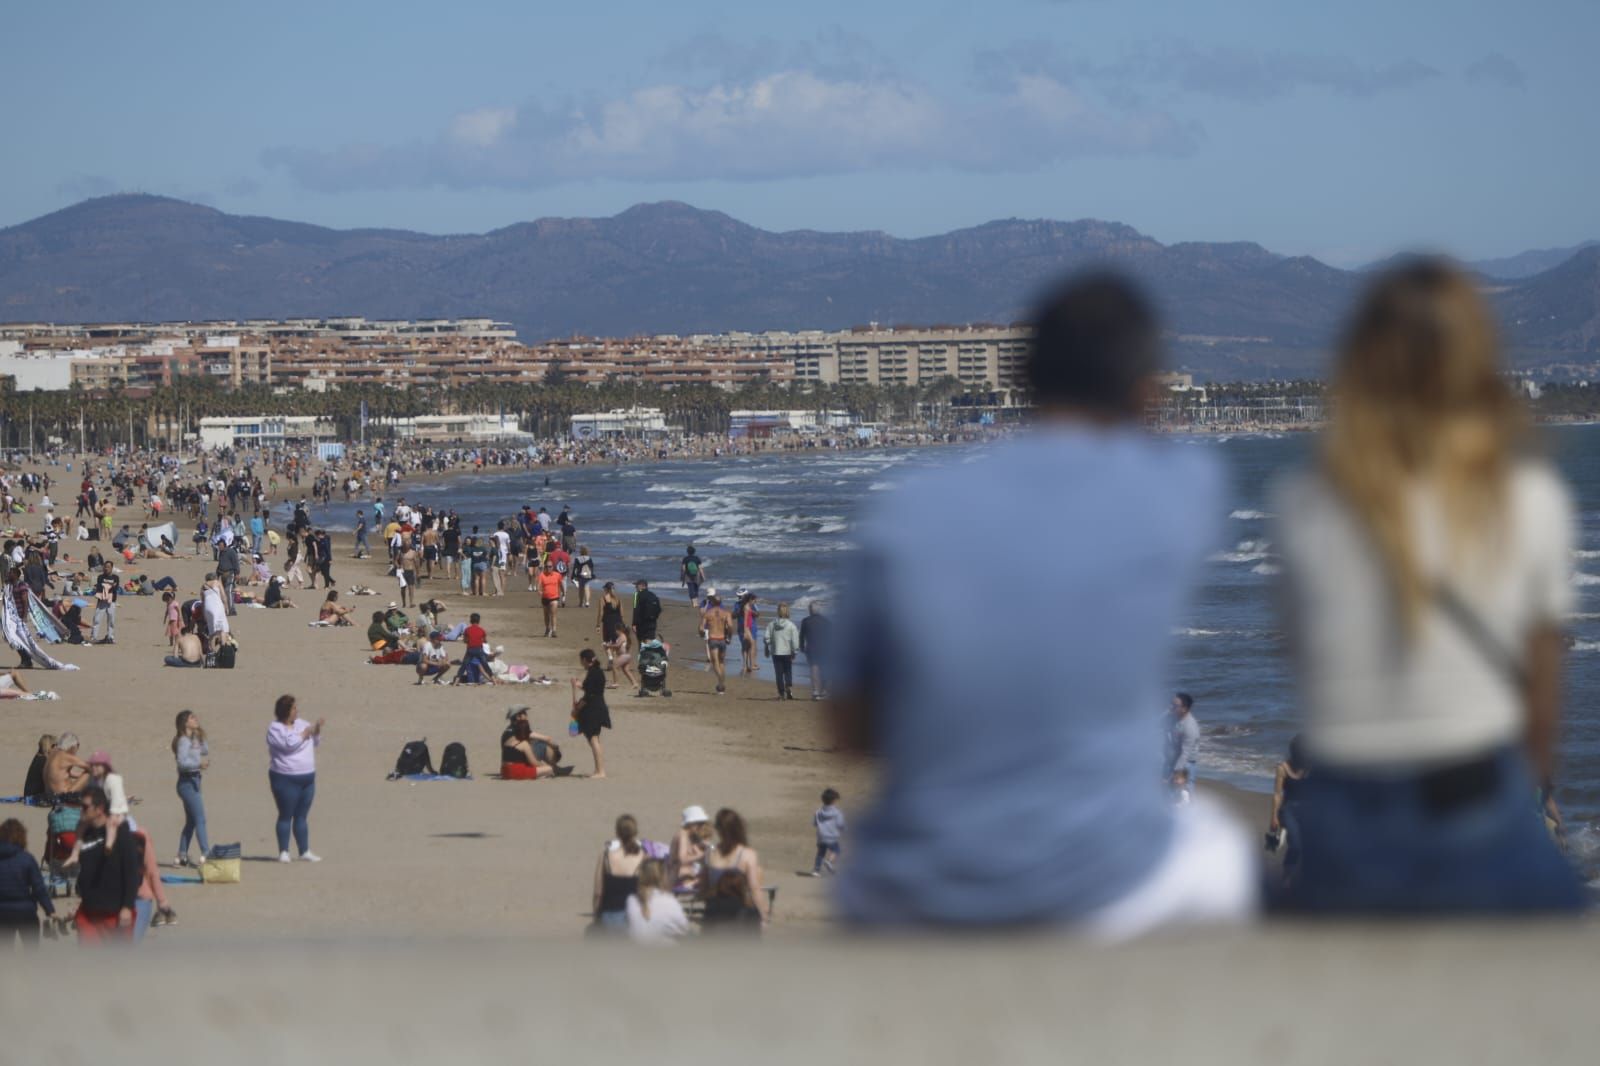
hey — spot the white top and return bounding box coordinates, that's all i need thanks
[1274,462,1574,767]
[625,889,690,944]
[102,771,130,816]
[266,720,320,775]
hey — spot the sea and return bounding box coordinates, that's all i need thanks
[313,424,1600,869]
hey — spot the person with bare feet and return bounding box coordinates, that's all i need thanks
[571,649,611,779]
[702,594,733,695]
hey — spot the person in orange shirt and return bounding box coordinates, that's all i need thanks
[537,559,564,638]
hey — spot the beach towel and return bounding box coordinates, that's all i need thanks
[160,872,203,885]
[3,584,78,671]
[395,773,474,782]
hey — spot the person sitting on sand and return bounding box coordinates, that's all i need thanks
[499,707,570,775]
[44,733,90,796]
[666,805,712,896]
[626,858,690,944]
[0,669,37,700]
[319,590,352,626]
[500,716,560,779]
[699,808,768,926]
[593,815,647,932]
[367,610,401,651]
[416,631,451,684]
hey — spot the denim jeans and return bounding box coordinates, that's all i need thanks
[177,774,209,859]
[268,770,316,854]
[91,604,115,642]
[1278,746,1585,914]
[133,899,154,943]
[773,654,794,696]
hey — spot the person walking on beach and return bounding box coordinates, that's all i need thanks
[1268,736,1308,887]
[808,788,845,877]
[736,592,760,676]
[765,602,801,700]
[680,545,704,604]
[596,583,636,689]
[829,273,1254,936]
[352,510,369,559]
[73,785,140,944]
[315,528,334,590]
[631,579,661,644]
[0,818,56,947]
[1272,259,1585,914]
[800,602,831,700]
[173,710,210,868]
[538,558,564,638]
[217,537,241,615]
[573,545,595,608]
[702,594,733,695]
[1166,693,1200,800]
[90,558,118,644]
[266,694,323,864]
[572,648,611,779]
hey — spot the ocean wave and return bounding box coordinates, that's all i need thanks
[1574,640,1600,653]
[818,521,849,534]
[1174,627,1223,638]
[1576,550,1600,560]
[1574,572,1600,588]
[1229,510,1272,520]
[1251,563,1282,576]
[868,481,894,492]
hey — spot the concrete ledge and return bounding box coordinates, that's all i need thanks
[4,923,1598,1064]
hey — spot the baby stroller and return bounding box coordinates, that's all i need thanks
[637,639,671,698]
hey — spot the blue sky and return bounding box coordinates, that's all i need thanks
[3,0,1595,265]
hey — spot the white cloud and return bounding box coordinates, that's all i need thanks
[263,70,1196,192]
[448,107,518,148]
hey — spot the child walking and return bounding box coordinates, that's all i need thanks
[808,788,845,877]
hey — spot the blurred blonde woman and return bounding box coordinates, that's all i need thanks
[625,858,689,944]
[1274,258,1583,912]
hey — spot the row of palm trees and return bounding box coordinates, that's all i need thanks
[0,374,985,452]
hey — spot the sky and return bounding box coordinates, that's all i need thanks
[3,0,1596,266]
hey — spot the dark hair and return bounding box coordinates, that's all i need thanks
[1026,272,1159,413]
[1175,692,1194,711]
[821,788,840,805]
[274,694,297,722]
[512,718,532,741]
[0,818,25,848]
[714,808,748,849]
[470,613,481,624]
[579,648,598,666]
[1287,734,1306,772]
[713,869,751,904]
[372,610,385,622]
[81,785,109,813]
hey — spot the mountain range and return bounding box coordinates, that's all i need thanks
[1,195,1597,378]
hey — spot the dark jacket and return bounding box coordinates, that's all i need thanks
[632,589,662,636]
[0,841,54,917]
[76,825,140,915]
[23,752,47,799]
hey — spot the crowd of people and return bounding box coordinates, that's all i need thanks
[2,256,1592,946]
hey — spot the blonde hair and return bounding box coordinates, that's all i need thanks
[635,858,666,921]
[776,602,790,619]
[1323,259,1528,632]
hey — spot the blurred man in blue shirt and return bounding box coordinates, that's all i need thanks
[831,274,1255,938]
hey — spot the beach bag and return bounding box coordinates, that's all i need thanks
[439,742,469,779]
[210,642,237,669]
[201,843,242,884]
[389,739,433,779]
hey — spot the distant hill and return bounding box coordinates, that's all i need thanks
[1470,241,1600,280]
[0,195,1595,376]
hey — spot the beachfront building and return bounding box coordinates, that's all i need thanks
[569,407,671,440]
[198,415,335,450]
[368,414,525,442]
[727,409,856,439]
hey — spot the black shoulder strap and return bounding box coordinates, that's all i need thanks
[1433,585,1529,693]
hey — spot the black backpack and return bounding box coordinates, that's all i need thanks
[209,643,237,669]
[388,739,433,779]
[439,742,469,779]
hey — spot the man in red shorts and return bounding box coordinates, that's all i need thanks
[72,786,139,944]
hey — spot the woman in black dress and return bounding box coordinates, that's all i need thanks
[571,649,611,779]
